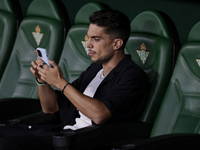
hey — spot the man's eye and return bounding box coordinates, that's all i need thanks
[94,38,100,41]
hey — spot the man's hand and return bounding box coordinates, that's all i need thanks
[30,50,43,81]
[37,59,65,88]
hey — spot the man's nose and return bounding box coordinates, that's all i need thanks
[86,39,92,48]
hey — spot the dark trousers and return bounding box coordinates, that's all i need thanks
[0,123,57,150]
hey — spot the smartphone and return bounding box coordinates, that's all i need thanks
[36,47,51,67]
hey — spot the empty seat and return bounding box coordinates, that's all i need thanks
[0,0,22,81]
[126,10,181,124]
[0,0,70,121]
[0,0,69,99]
[151,20,200,138]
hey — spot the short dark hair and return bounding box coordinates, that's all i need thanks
[89,10,130,49]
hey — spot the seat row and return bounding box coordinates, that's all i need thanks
[0,0,178,124]
[0,0,200,149]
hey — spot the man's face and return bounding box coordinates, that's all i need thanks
[86,24,115,64]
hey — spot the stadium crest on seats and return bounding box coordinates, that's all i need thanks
[136,43,150,65]
[32,25,44,46]
[196,59,200,67]
[81,35,89,55]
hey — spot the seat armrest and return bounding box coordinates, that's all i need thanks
[17,111,60,125]
[53,121,153,150]
[113,133,200,150]
[0,98,41,122]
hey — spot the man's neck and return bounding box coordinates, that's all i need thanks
[102,52,125,76]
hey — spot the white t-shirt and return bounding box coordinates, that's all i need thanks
[63,69,105,130]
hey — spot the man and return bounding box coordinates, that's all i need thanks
[0,10,149,149]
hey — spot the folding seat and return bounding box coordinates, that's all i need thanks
[126,10,181,124]
[53,10,181,150]
[0,0,22,81]
[110,19,200,150]
[0,0,70,121]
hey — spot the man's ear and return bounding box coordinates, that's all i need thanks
[113,39,123,50]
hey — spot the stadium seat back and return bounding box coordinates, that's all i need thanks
[0,0,22,81]
[0,0,69,99]
[58,2,110,83]
[151,21,200,137]
[125,10,181,123]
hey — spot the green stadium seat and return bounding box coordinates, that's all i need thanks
[0,0,22,81]
[126,10,181,124]
[0,0,70,121]
[111,19,200,150]
[151,19,200,140]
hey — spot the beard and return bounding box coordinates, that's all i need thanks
[91,52,114,64]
